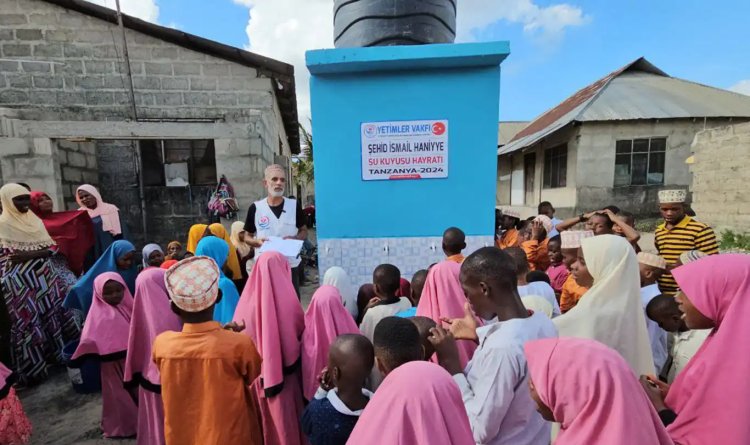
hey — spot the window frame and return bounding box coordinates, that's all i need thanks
[613,136,667,187]
[542,143,567,189]
[140,139,217,187]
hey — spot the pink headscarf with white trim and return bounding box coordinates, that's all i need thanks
[76,184,122,236]
[124,268,182,387]
[300,285,359,400]
[233,251,305,395]
[72,272,133,360]
[525,337,673,445]
[416,261,478,367]
[347,361,474,445]
[665,254,750,445]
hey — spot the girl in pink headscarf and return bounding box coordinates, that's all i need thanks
[416,261,478,366]
[76,184,130,266]
[525,337,673,445]
[233,251,307,445]
[72,272,137,438]
[124,268,182,445]
[301,285,360,401]
[640,254,750,445]
[347,361,474,444]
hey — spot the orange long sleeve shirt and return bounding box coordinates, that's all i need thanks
[522,238,550,271]
[153,321,263,445]
[496,229,520,249]
[559,274,588,313]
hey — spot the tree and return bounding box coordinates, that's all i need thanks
[292,123,314,196]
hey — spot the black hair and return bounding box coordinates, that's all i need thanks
[646,294,680,320]
[591,212,615,229]
[538,201,554,214]
[526,270,551,285]
[443,227,466,255]
[17,183,31,191]
[409,316,437,336]
[373,317,422,371]
[547,234,562,247]
[603,205,621,214]
[373,264,401,295]
[333,333,375,370]
[504,246,529,275]
[461,246,518,289]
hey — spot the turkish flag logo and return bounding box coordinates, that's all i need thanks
[432,122,446,135]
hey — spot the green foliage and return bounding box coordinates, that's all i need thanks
[719,230,750,252]
[292,122,314,187]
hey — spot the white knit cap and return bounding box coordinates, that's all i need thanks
[164,256,219,312]
[637,252,667,270]
[658,190,687,204]
[501,207,521,219]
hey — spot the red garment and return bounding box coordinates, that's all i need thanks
[30,191,94,276]
[398,278,411,299]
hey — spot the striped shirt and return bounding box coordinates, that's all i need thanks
[655,216,718,293]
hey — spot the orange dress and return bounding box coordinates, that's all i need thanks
[153,321,263,445]
[446,254,465,264]
[496,229,519,249]
[559,274,588,313]
[522,238,550,271]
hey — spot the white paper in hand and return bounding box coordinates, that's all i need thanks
[258,236,304,258]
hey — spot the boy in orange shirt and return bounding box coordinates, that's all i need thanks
[558,230,594,313]
[153,256,263,445]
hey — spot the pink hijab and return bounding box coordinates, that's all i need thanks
[76,184,122,236]
[665,254,750,445]
[525,337,673,445]
[72,272,134,360]
[301,285,359,401]
[347,361,474,445]
[0,363,14,396]
[416,261,478,367]
[124,268,182,388]
[233,251,305,396]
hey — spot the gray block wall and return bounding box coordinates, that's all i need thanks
[0,0,279,125]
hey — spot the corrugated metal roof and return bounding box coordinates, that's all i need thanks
[499,57,750,155]
[497,121,529,146]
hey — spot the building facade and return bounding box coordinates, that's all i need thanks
[0,0,299,246]
[496,58,750,218]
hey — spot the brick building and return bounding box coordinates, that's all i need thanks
[0,0,299,246]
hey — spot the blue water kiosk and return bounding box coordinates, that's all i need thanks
[307,41,510,286]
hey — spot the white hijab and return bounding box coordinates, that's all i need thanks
[553,235,654,376]
[323,266,358,319]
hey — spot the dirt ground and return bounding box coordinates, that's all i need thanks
[18,270,319,445]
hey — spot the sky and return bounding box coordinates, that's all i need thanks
[92,0,750,124]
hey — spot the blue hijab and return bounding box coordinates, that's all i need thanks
[195,236,240,324]
[64,239,138,316]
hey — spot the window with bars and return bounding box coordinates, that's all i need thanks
[543,144,567,189]
[140,140,217,186]
[614,137,666,186]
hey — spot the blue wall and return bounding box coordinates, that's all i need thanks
[307,43,509,240]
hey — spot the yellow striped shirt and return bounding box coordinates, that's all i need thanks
[655,216,718,293]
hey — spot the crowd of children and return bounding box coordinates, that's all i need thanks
[0,179,746,445]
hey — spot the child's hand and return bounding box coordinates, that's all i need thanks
[365,297,382,310]
[223,320,246,333]
[318,367,333,391]
[639,375,669,411]
[428,326,462,375]
[440,303,479,342]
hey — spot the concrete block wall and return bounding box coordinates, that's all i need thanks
[0,136,63,206]
[0,0,278,124]
[56,139,97,209]
[691,122,750,232]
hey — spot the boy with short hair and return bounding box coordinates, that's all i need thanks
[396,269,428,318]
[409,316,437,360]
[373,316,423,377]
[544,235,569,294]
[153,256,262,445]
[636,252,669,375]
[359,264,412,342]
[301,334,374,445]
[646,295,710,383]
[537,201,561,237]
[443,227,467,263]
[506,247,560,317]
[558,230,594,313]
[429,247,557,445]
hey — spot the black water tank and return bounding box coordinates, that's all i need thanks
[334,0,457,48]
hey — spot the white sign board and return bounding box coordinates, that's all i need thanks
[361,119,448,181]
